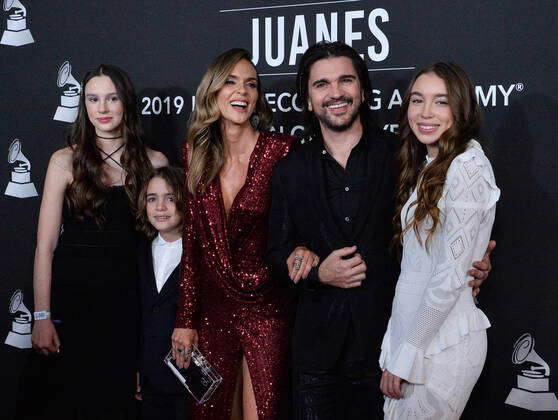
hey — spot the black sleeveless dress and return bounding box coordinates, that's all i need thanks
[17,187,140,419]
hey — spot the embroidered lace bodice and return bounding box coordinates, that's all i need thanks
[380,140,500,383]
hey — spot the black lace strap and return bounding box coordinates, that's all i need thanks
[97,143,125,169]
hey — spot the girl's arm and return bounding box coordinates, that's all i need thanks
[386,147,500,384]
[31,149,72,355]
[146,148,169,169]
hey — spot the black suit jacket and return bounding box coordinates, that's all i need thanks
[138,238,183,395]
[267,121,400,370]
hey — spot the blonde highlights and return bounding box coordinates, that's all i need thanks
[185,48,272,194]
[393,63,481,249]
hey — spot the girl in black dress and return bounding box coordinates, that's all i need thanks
[20,64,168,420]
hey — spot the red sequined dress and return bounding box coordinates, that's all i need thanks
[177,131,295,419]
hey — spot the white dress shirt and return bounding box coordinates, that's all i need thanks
[151,233,182,293]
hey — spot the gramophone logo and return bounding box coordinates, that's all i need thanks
[4,289,32,349]
[0,0,34,46]
[505,333,558,411]
[4,138,38,198]
[53,60,81,123]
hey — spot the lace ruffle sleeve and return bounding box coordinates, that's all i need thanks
[388,141,500,383]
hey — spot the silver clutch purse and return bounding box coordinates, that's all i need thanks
[164,346,223,404]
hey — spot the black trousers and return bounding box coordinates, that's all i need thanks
[293,324,384,420]
[140,381,187,420]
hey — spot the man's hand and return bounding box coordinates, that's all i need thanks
[468,240,496,296]
[380,369,405,399]
[286,246,320,283]
[317,246,366,288]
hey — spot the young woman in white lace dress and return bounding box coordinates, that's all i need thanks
[379,62,500,419]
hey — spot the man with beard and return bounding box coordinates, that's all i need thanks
[267,41,492,419]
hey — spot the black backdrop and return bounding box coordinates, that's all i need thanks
[1,1,557,418]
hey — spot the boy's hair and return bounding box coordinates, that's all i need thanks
[136,166,185,239]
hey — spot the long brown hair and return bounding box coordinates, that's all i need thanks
[186,48,272,194]
[393,62,481,249]
[65,64,152,225]
[136,166,185,239]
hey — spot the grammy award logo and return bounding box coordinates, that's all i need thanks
[4,289,32,349]
[53,60,81,123]
[1,0,34,46]
[505,333,558,411]
[4,138,38,198]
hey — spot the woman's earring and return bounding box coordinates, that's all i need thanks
[250,113,260,129]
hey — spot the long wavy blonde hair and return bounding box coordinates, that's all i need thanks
[393,62,481,249]
[185,48,272,194]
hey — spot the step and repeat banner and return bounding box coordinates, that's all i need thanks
[1,1,557,418]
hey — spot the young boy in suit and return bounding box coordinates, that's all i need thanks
[136,166,187,420]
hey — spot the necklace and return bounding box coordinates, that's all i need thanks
[96,134,122,140]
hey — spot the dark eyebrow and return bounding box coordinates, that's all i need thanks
[339,74,357,80]
[227,74,257,83]
[410,92,448,98]
[85,92,118,97]
[312,78,329,87]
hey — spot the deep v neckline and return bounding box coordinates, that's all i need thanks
[217,132,262,223]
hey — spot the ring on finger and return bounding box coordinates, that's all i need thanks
[294,253,303,260]
[294,259,302,270]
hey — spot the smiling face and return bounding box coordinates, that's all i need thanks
[407,72,454,157]
[306,56,363,133]
[146,177,182,241]
[215,59,259,128]
[84,75,124,137]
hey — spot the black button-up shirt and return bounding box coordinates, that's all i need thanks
[321,134,369,242]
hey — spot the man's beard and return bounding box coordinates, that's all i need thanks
[316,98,361,132]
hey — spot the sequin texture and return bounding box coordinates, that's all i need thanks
[177,131,296,419]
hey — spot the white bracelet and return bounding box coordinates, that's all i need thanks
[33,311,51,320]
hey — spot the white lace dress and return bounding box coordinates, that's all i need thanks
[380,140,500,419]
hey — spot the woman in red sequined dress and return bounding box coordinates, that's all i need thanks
[171,49,317,419]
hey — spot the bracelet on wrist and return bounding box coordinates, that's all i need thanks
[33,311,51,321]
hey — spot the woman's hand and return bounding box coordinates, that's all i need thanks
[171,328,198,368]
[31,319,60,356]
[380,369,405,399]
[286,246,320,283]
